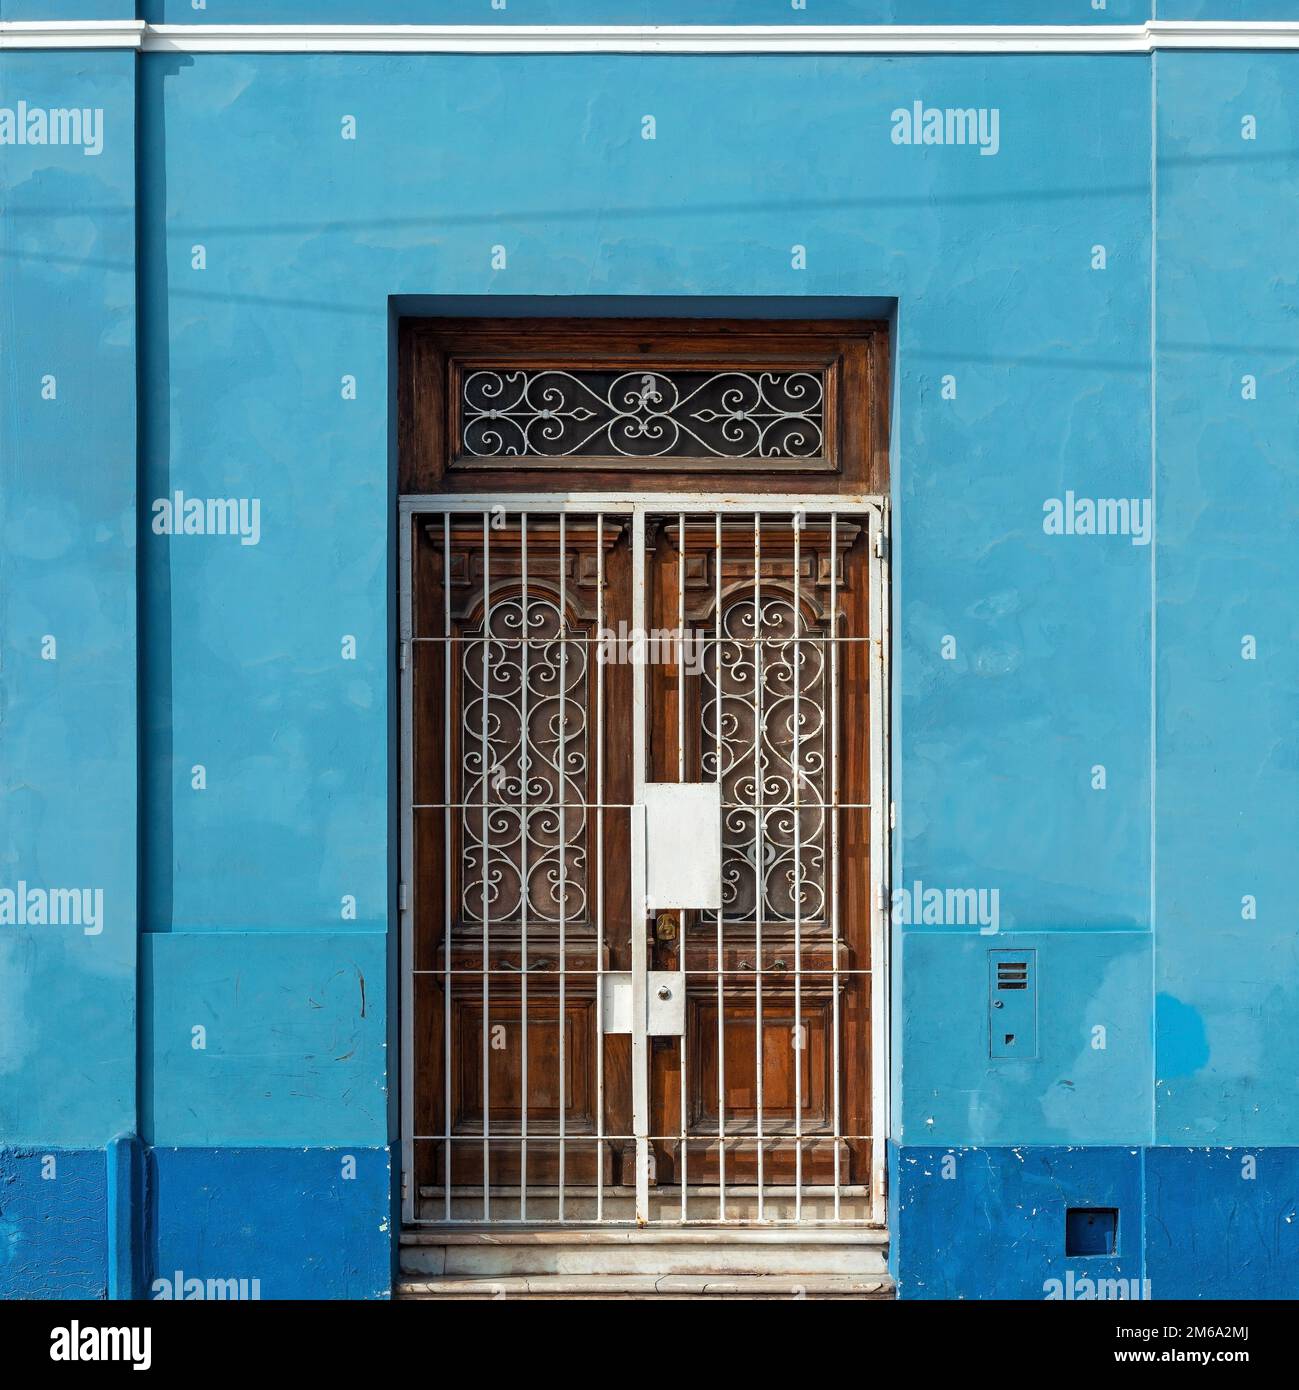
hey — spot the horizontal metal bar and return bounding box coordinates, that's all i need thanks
[412,968,876,977]
[410,799,874,810]
[407,1219,886,1230]
[415,1134,875,1141]
[400,493,883,515]
[408,635,882,646]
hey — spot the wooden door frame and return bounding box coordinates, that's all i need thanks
[397,306,891,1227]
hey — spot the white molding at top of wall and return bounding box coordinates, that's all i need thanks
[5,19,1299,55]
[0,20,146,50]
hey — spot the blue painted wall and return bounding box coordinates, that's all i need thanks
[0,1150,107,1299]
[12,1,1299,27]
[148,1147,391,1300]
[2,9,1298,1299]
[0,3,1155,23]
[1154,51,1299,1149]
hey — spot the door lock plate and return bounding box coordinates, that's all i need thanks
[600,970,686,1037]
[646,971,685,1036]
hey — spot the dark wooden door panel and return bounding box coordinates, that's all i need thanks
[451,997,596,1134]
[645,518,873,1188]
[689,996,834,1130]
[413,509,873,1199]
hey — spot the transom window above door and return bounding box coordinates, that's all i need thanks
[459,366,827,464]
[399,318,888,492]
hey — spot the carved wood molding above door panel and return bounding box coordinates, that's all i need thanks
[662,518,864,623]
[424,517,626,624]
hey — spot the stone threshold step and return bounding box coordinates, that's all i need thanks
[398,1273,895,1300]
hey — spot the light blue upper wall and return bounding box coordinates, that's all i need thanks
[0,50,138,1146]
[1163,2,1299,15]
[0,1,135,16]
[143,933,387,1144]
[137,50,1153,940]
[892,53,1152,1144]
[134,53,391,1144]
[901,933,1154,1144]
[137,55,392,935]
[132,49,1151,1145]
[4,25,1295,1155]
[129,2,1152,24]
[21,1,1299,22]
[1154,52,1299,1145]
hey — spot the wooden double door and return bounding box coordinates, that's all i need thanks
[409,505,876,1211]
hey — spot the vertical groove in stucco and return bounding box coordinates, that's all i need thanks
[1149,47,1159,1150]
[132,33,145,1148]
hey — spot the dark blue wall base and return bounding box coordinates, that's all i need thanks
[1,1145,392,1300]
[148,1147,392,1300]
[10,1141,1295,1299]
[0,1148,108,1299]
[896,1145,1299,1300]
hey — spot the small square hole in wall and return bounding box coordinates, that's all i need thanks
[1066,1207,1118,1256]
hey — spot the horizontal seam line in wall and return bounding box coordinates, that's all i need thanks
[8,22,1299,56]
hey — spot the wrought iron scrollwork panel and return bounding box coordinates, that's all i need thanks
[701,595,829,925]
[460,367,825,461]
[461,596,588,926]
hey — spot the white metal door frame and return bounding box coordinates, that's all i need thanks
[398,491,891,1227]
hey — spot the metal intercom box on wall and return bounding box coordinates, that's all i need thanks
[989,949,1038,1060]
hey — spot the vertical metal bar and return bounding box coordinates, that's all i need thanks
[881,503,892,1226]
[519,515,529,1222]
[595,514,605,1223]
[630,508,650,1223]
[752,513,765,1221]
[714,511,725,1222]
[677,512,688,1223]
[399,513,415,1225]
[442,514,453,1223]
[868,504,889,1225]
[480,512,491,1220]
[558,513,568,1221]
[829,513,842,1223]
[792,509,803,1222]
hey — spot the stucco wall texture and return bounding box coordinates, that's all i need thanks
[2,4,1298,1298]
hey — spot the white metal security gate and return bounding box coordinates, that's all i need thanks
[399,493,889,1227]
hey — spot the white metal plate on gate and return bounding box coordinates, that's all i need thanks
[600,970,685,1036]
[601,971,633,1034]
[647,970,686,1036]
[642,781,722,910]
